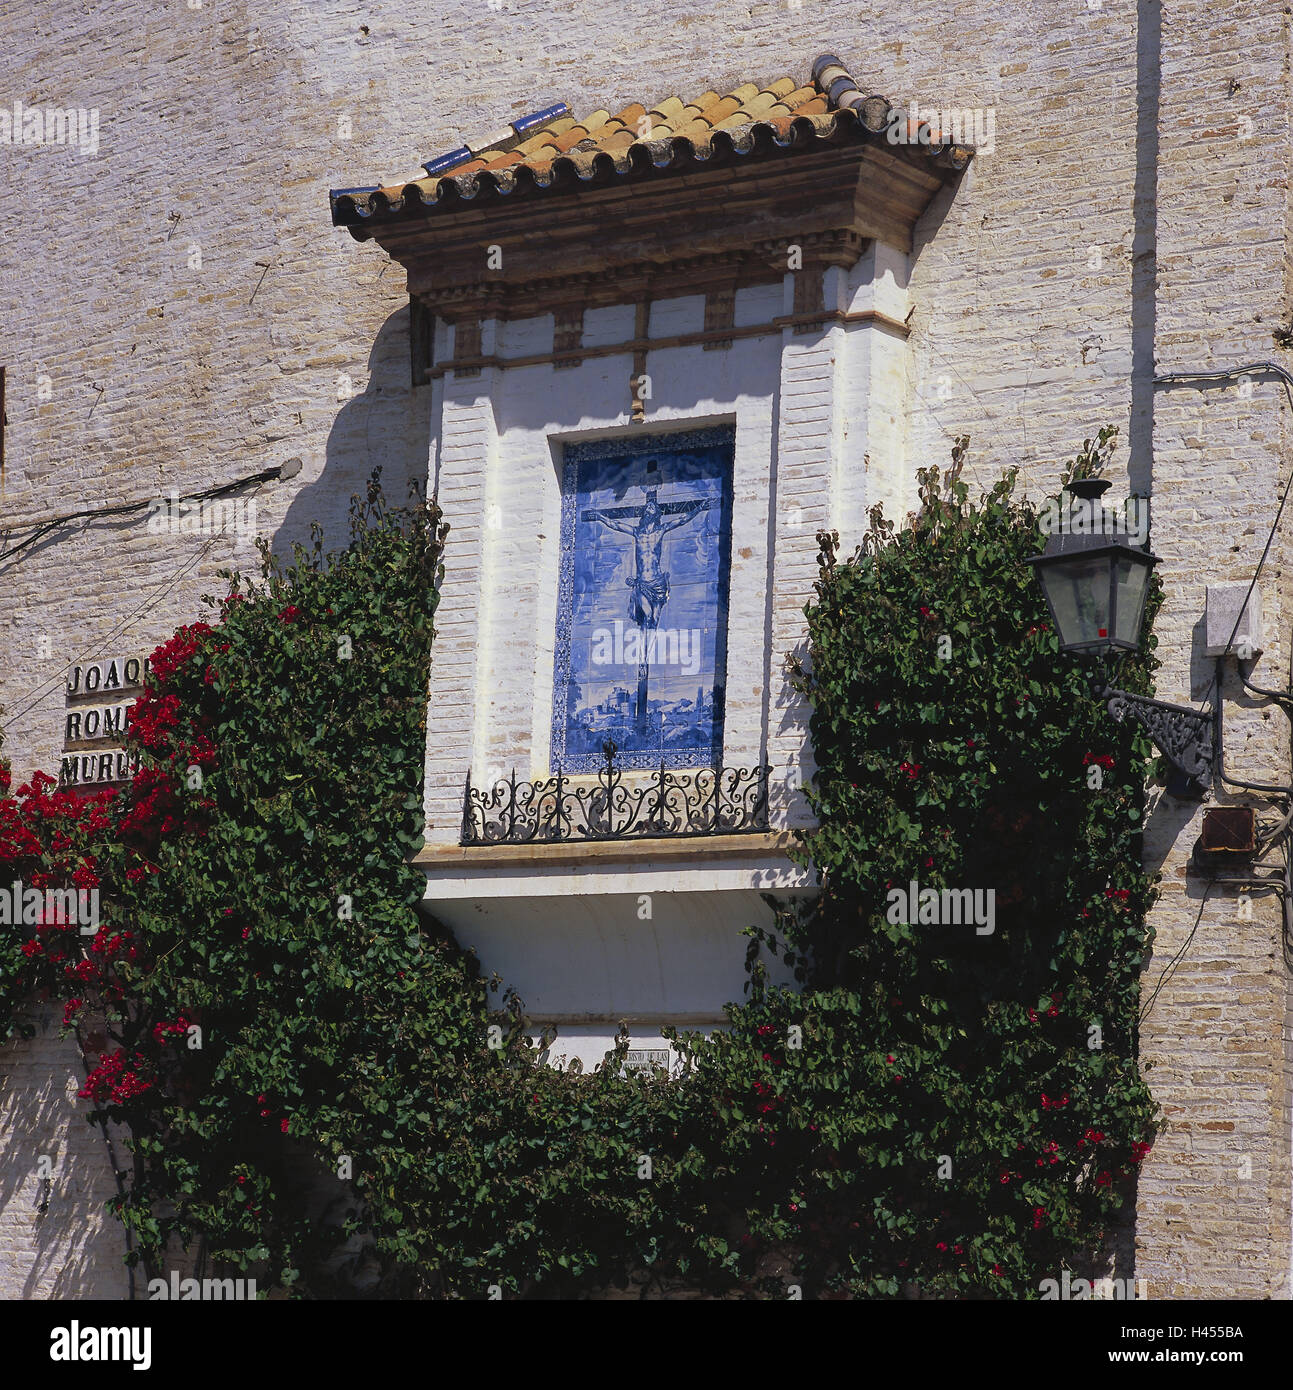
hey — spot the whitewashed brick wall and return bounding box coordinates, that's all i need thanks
[0,0,1288,1298]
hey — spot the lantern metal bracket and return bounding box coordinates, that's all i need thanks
[1102,685,1214,796]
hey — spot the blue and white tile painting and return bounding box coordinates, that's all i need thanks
[553,427,735,772]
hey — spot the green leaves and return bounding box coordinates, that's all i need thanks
[1,450,1160,1301]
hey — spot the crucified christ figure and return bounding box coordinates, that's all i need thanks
[582,485,713,630]
[582,481,714,732]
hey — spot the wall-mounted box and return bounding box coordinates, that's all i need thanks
[1204,584,1263,658]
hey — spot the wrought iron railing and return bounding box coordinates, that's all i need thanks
[461,740,770,845]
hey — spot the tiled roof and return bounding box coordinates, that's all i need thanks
[330,55,972,237]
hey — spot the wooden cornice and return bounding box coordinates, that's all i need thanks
[376,141,946,319]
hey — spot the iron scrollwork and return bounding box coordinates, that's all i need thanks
[1104,686,1214,790]
[461,740,771,845]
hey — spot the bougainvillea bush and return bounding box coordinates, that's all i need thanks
[0,444,1160,1298]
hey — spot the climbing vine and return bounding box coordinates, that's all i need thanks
[0,442,1159,1297]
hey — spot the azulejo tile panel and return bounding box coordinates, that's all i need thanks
[553,427,735,773]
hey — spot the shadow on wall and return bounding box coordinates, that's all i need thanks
[0,1008,132,1299]
[272,305,431,563]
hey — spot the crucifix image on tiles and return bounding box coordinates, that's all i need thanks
[553,429,735,773]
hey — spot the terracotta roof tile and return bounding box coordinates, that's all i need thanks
[332,54,976,233]
[480,148,526,172]
[647,96,687,124]
[782,84,820,110]
[515,118,574,155]
[679,91,722,120]
[608,102,647,130]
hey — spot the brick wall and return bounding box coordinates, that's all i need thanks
[1,0,1289,1297]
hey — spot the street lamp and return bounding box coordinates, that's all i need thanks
[1026,478,1214,797]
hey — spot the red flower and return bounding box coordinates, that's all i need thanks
[278,605,301,624]
[280,1118,290,1133]
[71,861,99,890]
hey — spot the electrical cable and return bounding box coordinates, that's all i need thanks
[1138,882,1212,1028]
[0,463,285,565]
[1153,363,1293,715]
[0,522,238,737]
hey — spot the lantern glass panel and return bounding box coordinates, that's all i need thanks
[1112,555,1151,647]
[1045,554,1112,650]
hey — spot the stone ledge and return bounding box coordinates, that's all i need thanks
[413,829,799,869]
